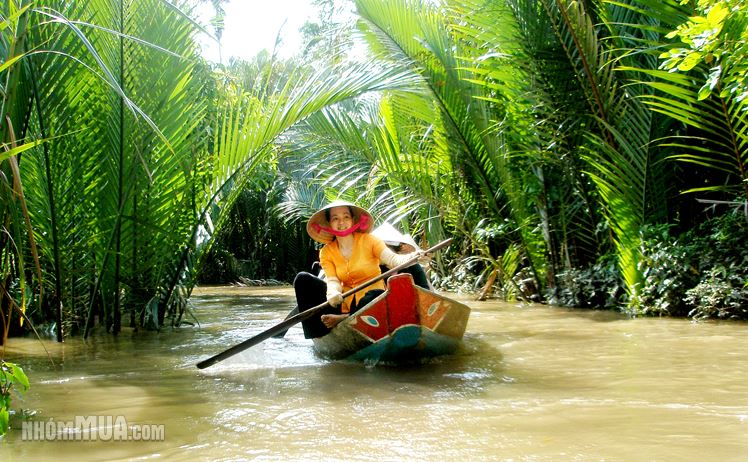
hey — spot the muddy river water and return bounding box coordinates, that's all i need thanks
[1,285,747,461]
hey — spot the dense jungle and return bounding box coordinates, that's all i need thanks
[1,0,747,433]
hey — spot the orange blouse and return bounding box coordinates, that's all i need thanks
[319,232,386,313]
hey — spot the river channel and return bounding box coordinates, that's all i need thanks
[1,285,747,461]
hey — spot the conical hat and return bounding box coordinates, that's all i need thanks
[371,222,419,249]
[306,200,374,244]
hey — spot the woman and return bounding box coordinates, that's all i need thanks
[294,200,421,339]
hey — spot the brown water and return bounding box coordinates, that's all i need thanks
[1,285,747,461]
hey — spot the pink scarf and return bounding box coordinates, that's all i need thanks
[312,214,370,238]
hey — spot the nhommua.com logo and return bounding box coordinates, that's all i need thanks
[22,415,165,442]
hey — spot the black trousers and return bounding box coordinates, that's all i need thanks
[398,264,431,290]
[293,272,383,339]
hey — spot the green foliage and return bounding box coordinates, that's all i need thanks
[199,248,242,284]
[659,0,748,102]
[637,224,701,316]
[3,0,748,332]
[354,0,549,292]
[7,0,213,337]
[0,360,29,436]
[431,256,485,294]
[1,0,44,342]
[298,0,352,63]
[637,213,748,319]
[549,212,747,317]
[2,0,422,338]
[268,0,745,317]
[686,268,748,319]
[684,213,748,319]
[621,0,748,204]
[551,254,627,310]
[199,170,314,284]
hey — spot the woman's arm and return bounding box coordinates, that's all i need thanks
[379,246,421,269]
[319,246,344,307]
[325,275,344,307]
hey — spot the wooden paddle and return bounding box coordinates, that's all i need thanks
[196,238,452,369]
[271,306,299,338]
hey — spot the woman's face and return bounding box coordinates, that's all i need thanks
[328,206,354,232]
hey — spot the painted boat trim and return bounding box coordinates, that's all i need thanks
[347,324,461,362]
[312,273,470,362]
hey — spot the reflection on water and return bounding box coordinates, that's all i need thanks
[1,286,748,461]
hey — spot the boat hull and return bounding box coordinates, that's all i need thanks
[312,273,471,362]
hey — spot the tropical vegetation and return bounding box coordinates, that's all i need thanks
[1,0,747,360]
[0,360,28,436]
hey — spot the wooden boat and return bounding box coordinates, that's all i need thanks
[313,273,471,362]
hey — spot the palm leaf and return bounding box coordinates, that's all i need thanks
[158,57,425,315]
[354,0,548,286]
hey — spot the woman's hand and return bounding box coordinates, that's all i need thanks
[327,292,344,307]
